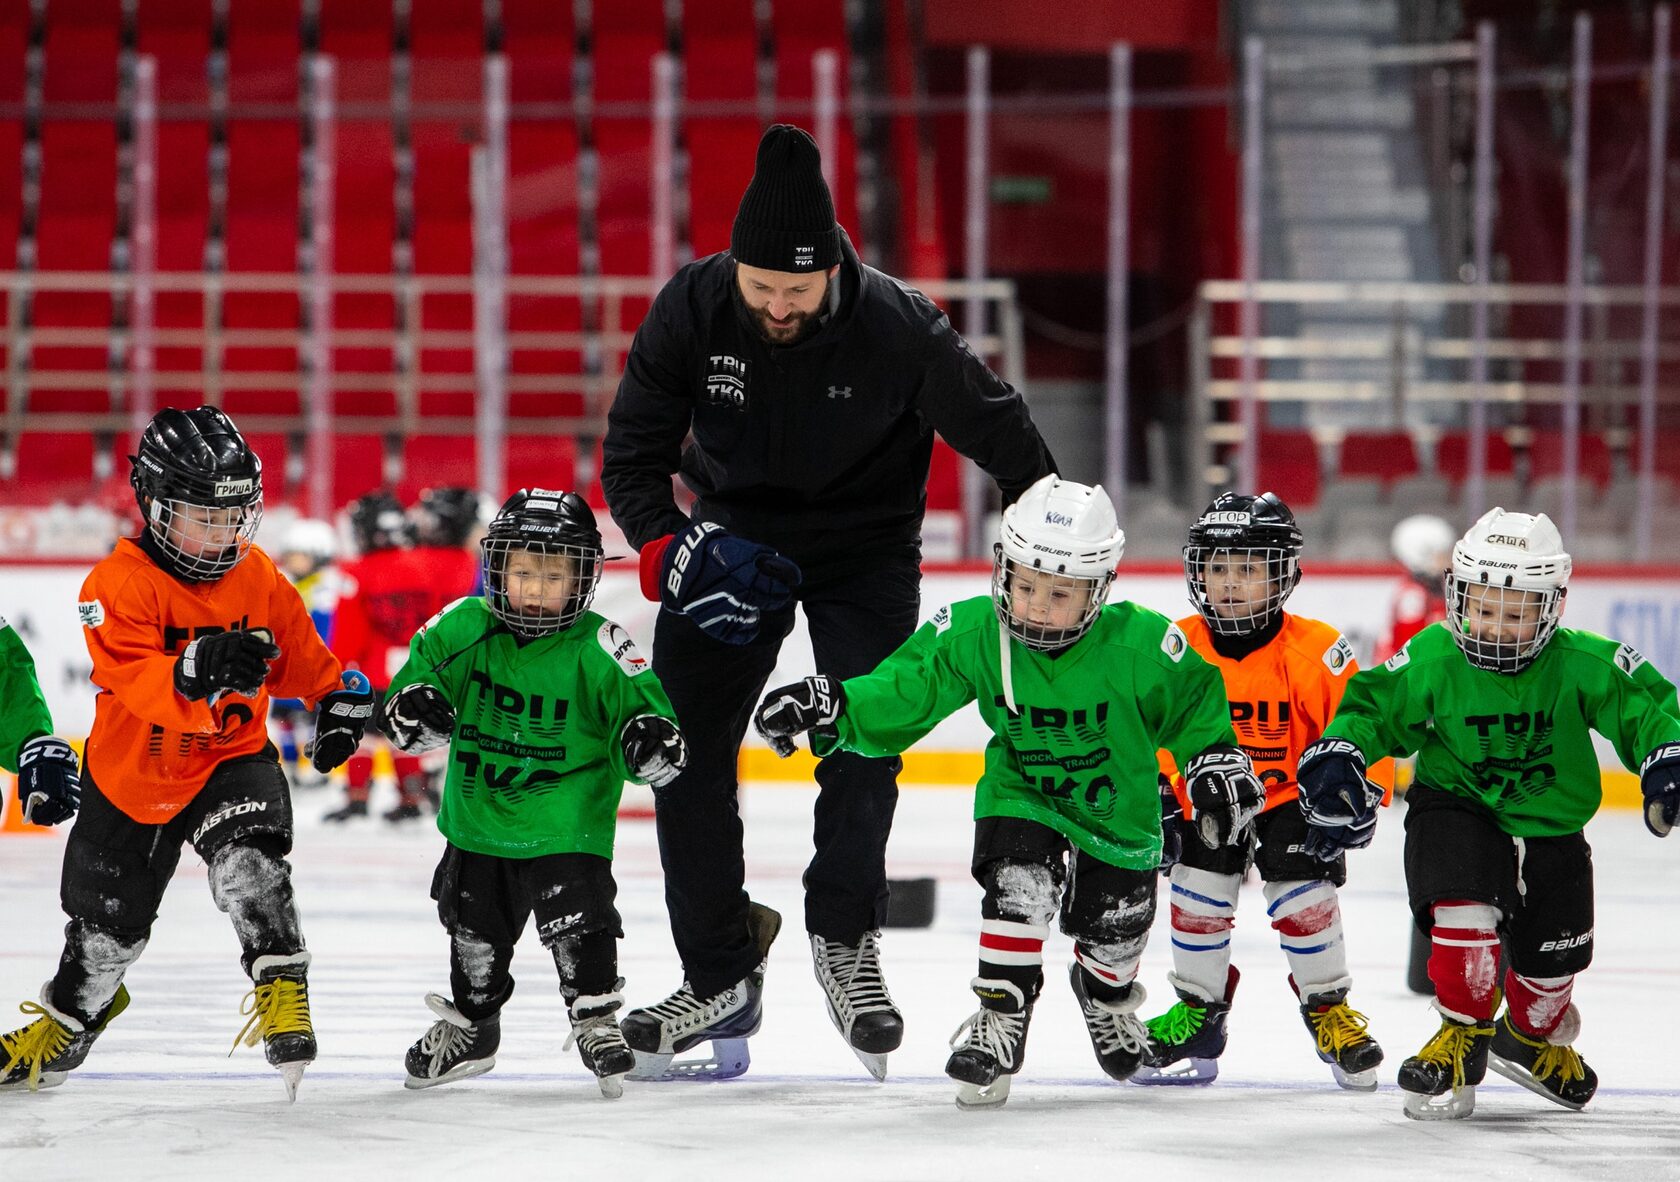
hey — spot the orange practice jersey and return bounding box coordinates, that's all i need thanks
[1160,612,1376,814]
[79,538,344,822]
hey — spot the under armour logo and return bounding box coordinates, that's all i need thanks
[827,386,852,399]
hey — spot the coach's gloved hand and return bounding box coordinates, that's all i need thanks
[16,735,80,827]
[621,715,687,788]
[645,521,801,645]
[382,683,456,754]
[311,670,374,773]
[1184,744,1264,849]
[753,675,843,758]
[1297,736,1384,860]
[173,627,281,701]
[1639,741,1680,838]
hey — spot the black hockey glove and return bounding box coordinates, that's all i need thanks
[1639,741,1680,838]
[16,735,80,827]
[1158,773,1185,874]
[382,683,456,754]
[621,714,687,788]
[1184,744,1264,849]
[1297,736,1384,860]
[753,675,844,758]
[658,521,802,646]
[173,627,280,701]
[311,670,374,773]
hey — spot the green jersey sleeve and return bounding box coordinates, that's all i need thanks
[1321,629,1439,763]
[1576,637,1680,772]
[579,618,681,784]
[386,596,480,705]
[0,617,54,770]
[818,603,979,759]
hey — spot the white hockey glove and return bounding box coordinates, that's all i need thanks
[621,715,687,788]
[382,683,457,754]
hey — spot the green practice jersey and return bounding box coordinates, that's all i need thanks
[1325,622,1680,836]
[386,597,678,859]
[1,615,54,771]
[815,596,1238,868]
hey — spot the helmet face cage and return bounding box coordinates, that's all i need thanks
[991,546,1113,652]
[147,493,263,580]
[1445,574,1564,674]
[1183,544,1300,636]
[481,537,603,638]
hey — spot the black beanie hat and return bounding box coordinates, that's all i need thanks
[730,124,840,273]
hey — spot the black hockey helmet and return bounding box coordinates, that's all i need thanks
[130,405,263,580]
[480,488,604,638]
[1182,490,1303,636]
[348,490,412,555]
[411,485,481,548]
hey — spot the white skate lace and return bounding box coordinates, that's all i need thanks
[813,932,899,1026]
[948,1008,1027,1071]
[564,1013,628,1059]
[1080,996,1149,1057]
[419,1017,473,1074]
[641,982,744,1039]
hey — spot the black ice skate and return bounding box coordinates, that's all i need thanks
[1488,1009,1597,1111]
[1068,966,1150,1082]
[231,953,316,1102]
[404,993,501,1089]
[810,930,903,1081]
[564,988,637,1099]
[0,983,131,1092]
[622,901,781,1081]
[1131,966,1239,1086]
[322,799,368,823]
[1397,1007,1496,1121]
[945,977,1036,1110]
[1300,987,1384,1092]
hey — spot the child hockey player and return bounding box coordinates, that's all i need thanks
[1,615,81,828]
[1133,492,1384,1090]
[1298,507,1680,1120]
[753,475,1262,1106]
[383,489,689,1099]
[0,406,372,1099]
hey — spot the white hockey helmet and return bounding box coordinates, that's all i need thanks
[1445,506,1572,674]
[992,475,1124,651]
[280,517,338,565]
[1391,514,1456,580]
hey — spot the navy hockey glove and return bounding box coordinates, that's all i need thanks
[311,670,374,773]
[1184,744,1264,849]
[173,627,280,701]
[754,675,843,758]
[1158,773,1185,873]
[1297,736,1384,860]
[1639,741,1680,838]
[382,683,456,754]
[657,522,801,645]
[16,735,80,827]
[621,714,687,788]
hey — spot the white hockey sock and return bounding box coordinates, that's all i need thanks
[1263,878,1350,1000]
[977,918,1047,982]
[1168,865,1240,1002]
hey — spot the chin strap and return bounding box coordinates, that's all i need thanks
[998,619,1018,714]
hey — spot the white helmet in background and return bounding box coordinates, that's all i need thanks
[1445,507,1572,674]
[1391,514,1456,581]
[992,475,1124,651]
[281,517,338,565]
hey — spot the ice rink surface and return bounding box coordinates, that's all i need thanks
[2,781,1678,1181]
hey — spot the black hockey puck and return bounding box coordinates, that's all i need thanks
[884,877,937,928]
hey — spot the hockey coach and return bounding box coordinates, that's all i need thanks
[602,123,1057,1080]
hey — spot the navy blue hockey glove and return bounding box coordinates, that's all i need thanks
[659,522,801,645]
[1639,741,1680,838]
[382,683,456,754]
[754,675,843,758]
[311,670,374,773]
[1185,744,1263,848]
[1158,773,1185,873]
[621,714,688,788]
[1297,737,1384,860]
[16,735,80,827]
[173,627,280,701]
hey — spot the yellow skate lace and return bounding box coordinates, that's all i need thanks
[1308,1001,1374,1059]
[1416,1018,1495,1090]
[231,978,313,1056]
[1504,1020,1588,1084]
[1,1003,74,1092]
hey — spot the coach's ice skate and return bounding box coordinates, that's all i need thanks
[1488,1008,1597,1111]
[623,902,781,1081]
[1300,987,1383,1091]
[1068,966,1150,1082]
[0,983,131,1092]
[945,978,1035,1110]
[1132,966,1238,1086]
[404,993,501,1089]
[810,931,903,1081]
[231,953,315,1102]
[565,988,636,1099]
[1397,1009,1495,1121]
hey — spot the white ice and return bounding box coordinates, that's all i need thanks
[3,783,1678,1181]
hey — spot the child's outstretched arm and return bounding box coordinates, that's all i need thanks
[754,675,842,757]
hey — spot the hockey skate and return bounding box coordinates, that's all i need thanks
[1487,1008,1597,1111]
[946,978,1035,1110]
[622,901,782,1082]
[322,799,368,823]
[1131,966,1239,1086]
[564,988,637,1099]
[1068,966,1150,1082]
[1397,1009,1496,1121]
[404,993,501,1089]
[1300,987,1384,1092]
[0,983,130,1091]
[231,953,316,1102]
[810,930,903,1081]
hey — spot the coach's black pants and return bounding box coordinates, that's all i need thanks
[650,542,920,998]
